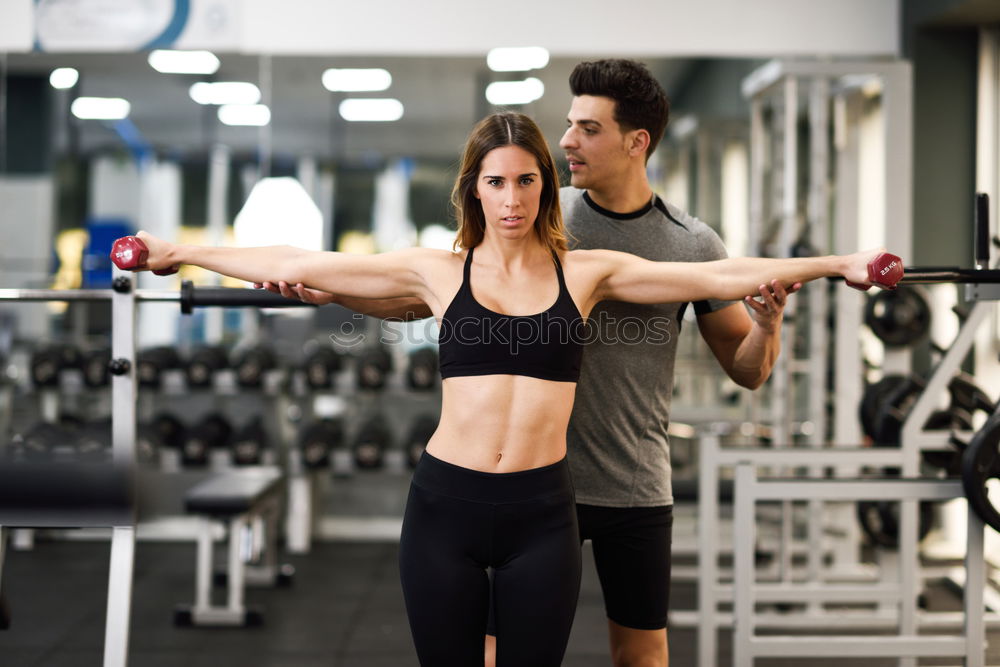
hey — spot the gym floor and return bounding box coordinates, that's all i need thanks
[1,535,999,666]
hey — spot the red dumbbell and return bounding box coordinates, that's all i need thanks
[109,236,179,276]
[845,252,903,291]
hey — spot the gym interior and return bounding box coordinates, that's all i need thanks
[1,1,1000,665]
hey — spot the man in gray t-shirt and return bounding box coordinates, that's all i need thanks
[551,59,794,666]
[561,186,732,509]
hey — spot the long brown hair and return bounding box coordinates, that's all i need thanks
[451,112,567,253]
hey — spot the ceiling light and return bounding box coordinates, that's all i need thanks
[49,68,79,90]
[235,178,323,251]
[339,99,404,122]
[322,68,392,92]
[485,78,544,106]
[218,104,271,126]
[419,224,456,251]
[487,47,549,72]
[148,50,220,75]
[190,82,262,106]
[70,97,130,120]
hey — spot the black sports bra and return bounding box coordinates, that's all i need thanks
[438,247,584,382]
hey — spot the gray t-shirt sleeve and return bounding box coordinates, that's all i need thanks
[664,200,735,316]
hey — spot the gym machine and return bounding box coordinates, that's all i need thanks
[692,193,1000,666]
[0,274,311,665]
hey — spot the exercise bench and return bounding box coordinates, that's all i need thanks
[0,462,136,667]
[174,466,293,627]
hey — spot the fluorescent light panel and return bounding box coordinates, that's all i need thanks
[218,104,271,126]
[322,68,392,92]
[339,98,403,122]
[235,178,323,251]
[485,78,544,105]
[487,47,549,72]
[49,67,79,89]
[71,97,130,120]
[190,82,261,105]
[148,50,220,75]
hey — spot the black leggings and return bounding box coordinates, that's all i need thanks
[399,452,582,667]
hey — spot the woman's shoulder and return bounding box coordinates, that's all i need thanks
[385,246,463,264]
[565,247,630,265]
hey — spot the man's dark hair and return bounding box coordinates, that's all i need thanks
[569,59,669,160]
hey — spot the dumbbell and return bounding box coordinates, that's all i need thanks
[234,346,277,388]
[30,344,82,388]
[137,346,182,388]
[845,252,903,291]
[406,348,438,391]
[352,417,392,470]
[355,347,393,391]
[231,417,269,466]
[298,418,344,469]
[185,346,229,388]
[108,235,179,275]
[82,348,111,388]
[404,415,437,469]
[303,346,344,390]
[150,412,187,450]
[182,413,232,466]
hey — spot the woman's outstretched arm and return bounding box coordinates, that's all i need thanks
[589,248,891,305]
[129,231,436,302]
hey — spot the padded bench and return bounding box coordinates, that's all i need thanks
[175,466,292,627]
[0,462,136,666]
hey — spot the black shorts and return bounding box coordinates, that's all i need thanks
[577,503,674,630]
[486,502,673,636]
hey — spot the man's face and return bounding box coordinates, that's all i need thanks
[559,95,632,191]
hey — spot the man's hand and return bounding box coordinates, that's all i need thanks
[743,279,800,334]
[254,281,338,306]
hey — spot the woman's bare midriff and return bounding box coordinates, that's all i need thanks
[425,374,577,472]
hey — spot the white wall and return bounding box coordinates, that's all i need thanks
[0,0,34,52]
[5,0,901,57]
[0,176,56,338]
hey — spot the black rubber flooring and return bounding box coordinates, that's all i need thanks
[0,538,997,666]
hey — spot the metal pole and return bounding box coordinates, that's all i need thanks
[733,463,757,667]
[104,272,137,667]
[697,432,720,667]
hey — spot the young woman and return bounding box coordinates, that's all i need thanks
[125,112,893,666]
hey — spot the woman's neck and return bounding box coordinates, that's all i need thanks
[476,232,549,273]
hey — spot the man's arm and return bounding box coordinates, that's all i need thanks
[696,279,798,390]
[255,281,433,321]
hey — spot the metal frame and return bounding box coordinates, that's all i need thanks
[694,434,1000,667]
[732,464,986,667]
